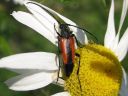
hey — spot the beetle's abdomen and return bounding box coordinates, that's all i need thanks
[58,36,75,77]
[59,36,75,64]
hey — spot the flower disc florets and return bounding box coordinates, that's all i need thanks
[65,44,122,96]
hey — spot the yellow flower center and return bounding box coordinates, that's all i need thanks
[64,44,122,96]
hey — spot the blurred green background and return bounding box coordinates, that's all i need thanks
[0,0,128,96]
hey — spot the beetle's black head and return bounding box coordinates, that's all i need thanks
[59,24,69,31]
[59,24,73,38]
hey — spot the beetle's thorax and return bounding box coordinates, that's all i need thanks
[59,24,72,38]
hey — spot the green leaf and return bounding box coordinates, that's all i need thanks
[0,36,12,56]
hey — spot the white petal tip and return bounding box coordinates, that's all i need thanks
[4,72,57,91]
[52,92,70,96]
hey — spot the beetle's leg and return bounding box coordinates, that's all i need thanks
[56,55,61,83]
[75,53,82,95]
[56,48,61,83]
[56,56,65,86]
[54,23,61,37]
[75,53,80,75]
[56,37,64,84]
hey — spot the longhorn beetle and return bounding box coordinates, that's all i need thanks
[54,23,98,77]
[55,24,75,77]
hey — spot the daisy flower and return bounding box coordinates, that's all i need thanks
[0,0,128,96]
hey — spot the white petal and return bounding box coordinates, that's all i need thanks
[0,52,58,73]
[12,11,57,45]
[24,0,88,44]
[112,0,128,51]
[73,28,88,44]
[24,1,58,38]
[52,92,70,96]
[114,28,128,61]
[104,0,116,49]
[119,67,128,96]
[5,71,58,91]
[118,0,128,34]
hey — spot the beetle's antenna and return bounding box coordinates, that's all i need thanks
[64,24,98,42]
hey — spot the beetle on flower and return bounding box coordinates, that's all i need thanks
[0,0,128,96]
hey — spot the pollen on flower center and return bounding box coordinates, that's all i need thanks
[65,44,122,96]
